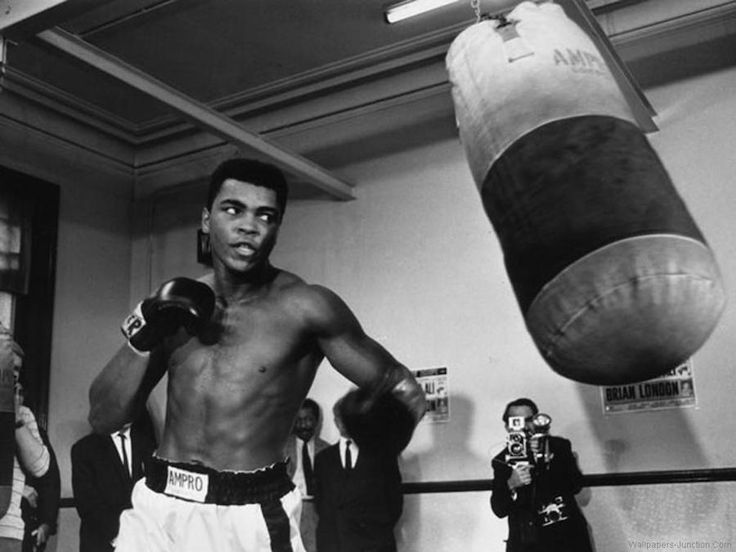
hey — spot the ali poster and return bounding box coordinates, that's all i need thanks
[413,367,449,423]
[601,361,696,414]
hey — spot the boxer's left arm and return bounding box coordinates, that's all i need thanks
[304,285,426,437]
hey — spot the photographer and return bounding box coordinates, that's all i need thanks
[490,398,592,552]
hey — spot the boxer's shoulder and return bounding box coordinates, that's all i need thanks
[269,275,352,332]
[196,272,216,289]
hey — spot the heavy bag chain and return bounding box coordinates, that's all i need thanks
[470,0,553,24]
[469,0,514,26]
[467,0,535,62]
[470,0,482,22]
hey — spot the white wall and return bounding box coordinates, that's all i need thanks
[131,65,736,551]
[274,64,736,479]
[49,178,134,501]
[0,101,135,551]
[4,59,735,552]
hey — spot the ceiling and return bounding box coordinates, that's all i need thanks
[2,0,736,198]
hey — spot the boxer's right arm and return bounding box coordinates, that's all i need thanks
[88,345,166,435]
[88,278,215,434]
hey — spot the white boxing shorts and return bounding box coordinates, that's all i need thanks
[114,456,305,552]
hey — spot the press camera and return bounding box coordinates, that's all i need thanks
[505,415,529,465]
[538,496,570,526]
[505,412,552,466]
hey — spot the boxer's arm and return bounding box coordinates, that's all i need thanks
[306,285,426,423]
[90,277,214,434]
[88,345,167,435]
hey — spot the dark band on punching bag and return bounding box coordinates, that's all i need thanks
[481,115,706,314]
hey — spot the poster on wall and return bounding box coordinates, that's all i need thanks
[413,367,449,423]
[601,360,697,414]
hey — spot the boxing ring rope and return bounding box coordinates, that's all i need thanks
[53,466,736,506]
[400,467,736,494]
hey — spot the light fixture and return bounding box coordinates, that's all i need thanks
[384,0,459,24]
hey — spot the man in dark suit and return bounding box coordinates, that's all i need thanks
[285,398,330,552]
[314,393,403,552]
[71,416,156,552]
[491,398,592,552]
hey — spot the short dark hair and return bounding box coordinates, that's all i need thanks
[301,398,321,421]
[207,158,289,217]
[502,397,539,423]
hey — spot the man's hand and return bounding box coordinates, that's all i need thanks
[507,463,532,490]
[22,484,38,508]
[32,522,52,551]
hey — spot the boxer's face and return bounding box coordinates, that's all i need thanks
[202,179,281,274]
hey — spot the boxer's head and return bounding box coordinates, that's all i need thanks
[206,158,288,221]
[202,159,289,274]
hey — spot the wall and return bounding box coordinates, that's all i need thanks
[3,57,735,552]
[128,64,736,551]
[47,176,135,552]
[0,93,135,551]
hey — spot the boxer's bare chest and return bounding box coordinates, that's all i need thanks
[166,292,318,398]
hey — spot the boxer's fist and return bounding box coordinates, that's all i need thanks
[122,278,215,353]
[340,387,417,456]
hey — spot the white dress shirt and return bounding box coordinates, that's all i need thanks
[339,437,359,469]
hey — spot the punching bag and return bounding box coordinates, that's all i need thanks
[446,1,725,384]
[0,330,16,516]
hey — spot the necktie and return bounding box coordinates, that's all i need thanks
[344,440,352,471]
[118,433,131,478]
[301,439,314,495]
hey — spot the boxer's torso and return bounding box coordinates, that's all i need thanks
[158,270,324,472]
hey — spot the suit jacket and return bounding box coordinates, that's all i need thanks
[71,426,156,552]
[491,436,592,552]
[314,443,403,552]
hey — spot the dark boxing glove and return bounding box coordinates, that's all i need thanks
[339,385,418,456]
[122,278,215,353]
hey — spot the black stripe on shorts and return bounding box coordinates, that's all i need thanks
[260,498,294,552]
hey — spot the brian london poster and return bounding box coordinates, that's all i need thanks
[601,361,696,414]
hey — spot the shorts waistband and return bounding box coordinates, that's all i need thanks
[145,455,294,505]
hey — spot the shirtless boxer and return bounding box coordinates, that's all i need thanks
[88,158,426,552]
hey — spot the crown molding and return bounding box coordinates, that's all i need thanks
[0,107,133,195]
[2,65,140,139]
[2,0,734,188]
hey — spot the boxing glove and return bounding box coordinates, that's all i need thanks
[122,278,216,353]
[339,387,417,456]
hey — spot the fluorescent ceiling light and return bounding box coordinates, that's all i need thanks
[384,0,459,23]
